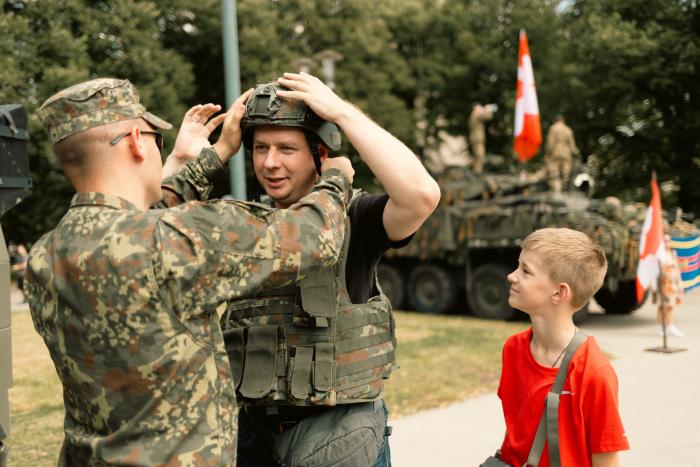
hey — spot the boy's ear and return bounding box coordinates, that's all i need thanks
[552,282,573,305]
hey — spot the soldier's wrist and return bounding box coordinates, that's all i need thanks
[319,168,352,205]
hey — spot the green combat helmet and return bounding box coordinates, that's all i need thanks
[241,80,342,173]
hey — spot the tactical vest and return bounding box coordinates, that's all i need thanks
[221,198,398,406]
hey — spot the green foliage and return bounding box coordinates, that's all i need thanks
[2,0,698,243]
[1,0,194,242]
[563,0,700,209]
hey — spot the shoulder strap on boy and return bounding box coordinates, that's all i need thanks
[526,329,587,467]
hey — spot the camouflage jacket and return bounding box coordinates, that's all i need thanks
[25,148,351,466]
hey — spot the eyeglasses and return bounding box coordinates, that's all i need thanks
[110,130,164,152]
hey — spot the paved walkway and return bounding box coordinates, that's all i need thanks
[390,289,700,466]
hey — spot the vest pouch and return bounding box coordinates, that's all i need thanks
[313,343,334,393]
[290,346,314,400]
[273,401,388,467]
[239,325,280,399]
[222,327,245,389]
[299,276,336,319]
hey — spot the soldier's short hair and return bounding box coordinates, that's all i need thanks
[52,123,114,170]
[521,227,607,309]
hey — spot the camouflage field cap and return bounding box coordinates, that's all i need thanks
[241,80,341,151]
[37,78,172,145]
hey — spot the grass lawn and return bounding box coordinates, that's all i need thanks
[7,308,527,465]
[385,310,526,417]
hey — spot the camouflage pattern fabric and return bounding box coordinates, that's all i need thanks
[24,148,351,466]
[160,146,224,207]
[37,78,172,145]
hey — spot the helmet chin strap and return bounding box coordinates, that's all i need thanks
[309,142,329,176]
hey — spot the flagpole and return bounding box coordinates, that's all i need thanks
[644,170,686,353]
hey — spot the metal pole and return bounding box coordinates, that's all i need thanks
[221,0,247,199]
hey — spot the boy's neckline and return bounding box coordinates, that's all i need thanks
[528,326,577,369]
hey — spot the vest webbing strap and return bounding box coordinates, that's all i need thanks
[526,330,587,467]
[291,346,314,399]
[335,350,395,378]
[335,308,391,331]
[335,331,394,354]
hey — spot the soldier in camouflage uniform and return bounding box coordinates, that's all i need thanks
[27,78,355,466]
[231,73,439,467]
[468,103,496,174]
[544,115,580,193]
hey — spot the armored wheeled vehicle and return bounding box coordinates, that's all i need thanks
[377,160,645,320]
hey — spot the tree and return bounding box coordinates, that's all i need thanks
[1,0,195,243]
[562,0,700,212]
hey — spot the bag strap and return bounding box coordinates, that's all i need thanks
[525,329,587,467]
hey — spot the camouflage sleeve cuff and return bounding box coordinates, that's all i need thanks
[317,168,352,207]
[159,147,226,205]
[194,146,228,181]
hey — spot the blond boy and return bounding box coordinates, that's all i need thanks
[497,228,629,466]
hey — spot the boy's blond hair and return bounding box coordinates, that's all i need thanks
[521,228,607,309]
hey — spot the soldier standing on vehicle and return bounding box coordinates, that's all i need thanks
[468,103,496,174]
[219,72,440,467]
[544,114,580,192]
[27,78,353,466]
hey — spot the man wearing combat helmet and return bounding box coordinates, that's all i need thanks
[223,72,440,466]
[27,77,354,465]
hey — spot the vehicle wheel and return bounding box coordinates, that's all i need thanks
[468,264,516,320]
[376,262,406,309]
[594,280,644,315]
[406,264,457,314]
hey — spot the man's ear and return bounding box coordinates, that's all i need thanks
[552,282,573,305]
[128,126,147,162]
[318,144,329,162]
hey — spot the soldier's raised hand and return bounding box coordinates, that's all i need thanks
[213,88,254,163]
[162,103,225,179]
[276,72,350,124]
[321,156,354,184]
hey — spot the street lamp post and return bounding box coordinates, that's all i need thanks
[291,57,316,75]
[314,49,343,89]
[221,0,246,200]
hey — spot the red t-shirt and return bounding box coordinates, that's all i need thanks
[497,328,629,466]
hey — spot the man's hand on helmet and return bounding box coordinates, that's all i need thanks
[321,156,354,184]
[213,88,254,163]
[276,72,350,124]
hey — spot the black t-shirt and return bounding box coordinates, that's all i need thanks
[345,193,412,304]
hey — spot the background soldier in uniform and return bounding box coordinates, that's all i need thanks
[468,103,496,174]
[218,72,440,467]
[27,78,354,466]
[544,114,580,192]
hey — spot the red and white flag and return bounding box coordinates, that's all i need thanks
[514,30,542,162]
[636,174,666,303]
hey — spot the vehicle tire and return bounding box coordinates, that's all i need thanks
[376,262,406,310]
[468,264,516,320]
[594,280,645,315]
[406,264,457,314]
